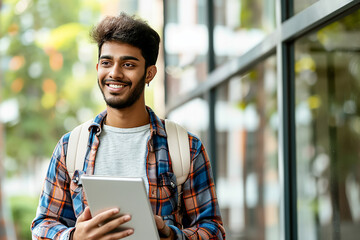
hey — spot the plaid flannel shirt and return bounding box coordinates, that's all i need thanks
[31,107,225,239]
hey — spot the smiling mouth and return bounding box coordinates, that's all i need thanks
[108,84,125,89]
[104,79,131,90]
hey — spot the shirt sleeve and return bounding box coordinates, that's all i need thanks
[171,135,226,240]
[31,135,77,240]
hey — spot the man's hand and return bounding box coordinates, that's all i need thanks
[72,207,134,240]
[154,215,174,240]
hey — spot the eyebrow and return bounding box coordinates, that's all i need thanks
[99,55,140,61]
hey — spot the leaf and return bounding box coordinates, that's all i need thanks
[46,23,87,50]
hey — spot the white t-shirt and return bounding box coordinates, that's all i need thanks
[94,123,151,193]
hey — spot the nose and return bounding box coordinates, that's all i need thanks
[109,64,123,79]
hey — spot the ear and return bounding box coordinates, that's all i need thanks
[145,65,157,84]
[96,63,99,71]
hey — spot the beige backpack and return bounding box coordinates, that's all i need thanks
[66,119,191,194]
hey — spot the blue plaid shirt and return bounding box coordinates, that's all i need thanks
[31,107,225,239]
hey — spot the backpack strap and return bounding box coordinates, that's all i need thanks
[67,119,92,179]
[164,119,190,194]
[66,119,191,193]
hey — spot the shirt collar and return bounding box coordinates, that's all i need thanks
[89,106,167,137]
[147,106,167,137]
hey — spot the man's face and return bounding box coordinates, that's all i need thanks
[97,41,147,109]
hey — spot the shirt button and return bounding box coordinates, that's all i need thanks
[73,177,79,183]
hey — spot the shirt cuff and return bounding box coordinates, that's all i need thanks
[63,227,75,240]
[168,225,187,240]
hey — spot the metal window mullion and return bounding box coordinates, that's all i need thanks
[207,0,215,71]
[277,0,297,240]
[281,0,293,21]
[165,31,278,114]
[277,42,297,240]
[208,89,217,181]
[281,0,360,42]
[163,0,169,105]
[207,0,217,181]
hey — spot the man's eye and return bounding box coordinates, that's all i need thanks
[124,63,135,67]
[101,61,110,66]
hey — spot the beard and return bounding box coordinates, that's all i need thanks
[98,73,146,109]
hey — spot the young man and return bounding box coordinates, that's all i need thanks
[31,13,225,240]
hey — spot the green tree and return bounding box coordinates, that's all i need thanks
[1,0,102,175]
[1,1,102,238]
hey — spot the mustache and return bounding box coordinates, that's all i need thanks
[102,78,132,86]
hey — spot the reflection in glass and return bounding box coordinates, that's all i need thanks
[214,0,276,66]
[294,0,318,14]
[167,97,209,145]
[216,56,279,239]
[164,0,208,101]
[295,8,360,240]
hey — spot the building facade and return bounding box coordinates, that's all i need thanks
[163,0,360,239]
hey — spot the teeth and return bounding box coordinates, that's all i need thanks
[109,84,125,89]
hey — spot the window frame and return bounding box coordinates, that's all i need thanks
[163,0,360,239]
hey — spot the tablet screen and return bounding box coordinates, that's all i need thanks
[81,175,160,240]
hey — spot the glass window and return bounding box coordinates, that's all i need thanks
[214,0,276,67]
[295,8,360,240]
[294,0,318,14]
[167,97,209,145]
[216,56,279,239]
[164,0,208,102]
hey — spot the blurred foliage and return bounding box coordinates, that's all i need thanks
[0,1,160,239]
[9,195,38,240]
[296,8,360,177]
[239,0,275,31]
[240,0,262,29]
[0,0,104,176]
[293,9,360,232]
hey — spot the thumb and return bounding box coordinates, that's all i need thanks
[154,215,171,237]
[77,206,92,223]
[154,215,165,230]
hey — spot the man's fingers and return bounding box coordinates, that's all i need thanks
[103,228,134,240]
[77,207,92,223]
[99,214,132,234]
[92,214,132,239]
[89,208,120,228]
[74,208,133,240]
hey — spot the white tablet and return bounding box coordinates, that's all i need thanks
[81,175,160,240]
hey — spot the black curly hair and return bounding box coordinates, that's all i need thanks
[90,12,160,68]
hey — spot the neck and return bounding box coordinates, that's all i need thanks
[105,101,150,128]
